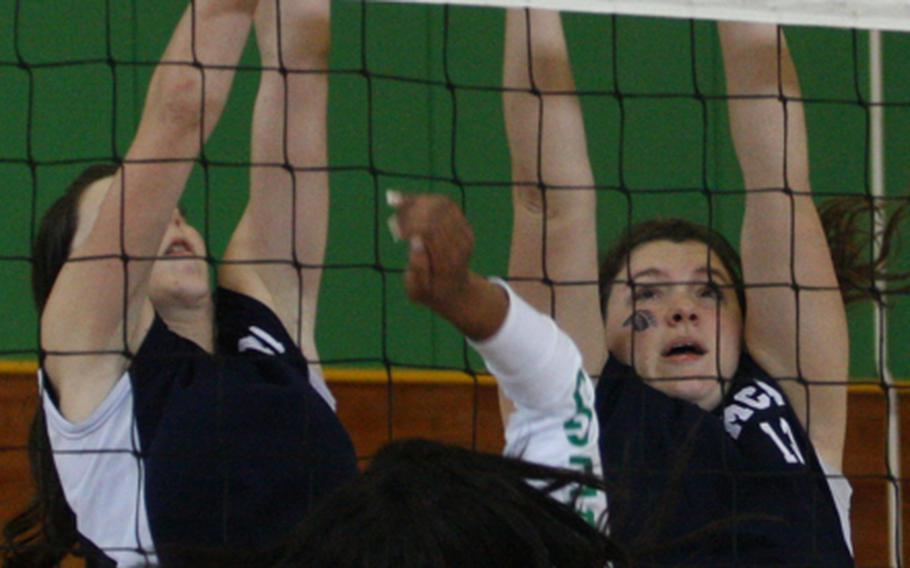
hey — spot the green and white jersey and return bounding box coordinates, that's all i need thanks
[470,280,606,526]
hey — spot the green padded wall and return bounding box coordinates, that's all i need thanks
[1,1,906,379]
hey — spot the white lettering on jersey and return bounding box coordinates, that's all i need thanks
[734,386,771,410]
[724,404,753,439]
[754,379,785,406]
[250,326,286,354]
[723,379,785,440]
[238,326,286,356]
[724,378,805,464]
[760,418,806,464]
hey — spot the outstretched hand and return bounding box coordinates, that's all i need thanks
[388,191,475,310]
[388,191,507,341]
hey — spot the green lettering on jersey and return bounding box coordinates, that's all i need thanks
[563,369,593,446]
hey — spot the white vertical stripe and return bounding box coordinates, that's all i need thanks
[869,29,903,568]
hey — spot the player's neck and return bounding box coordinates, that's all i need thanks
[159,299,215,353]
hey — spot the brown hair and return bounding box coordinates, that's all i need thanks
[599,219,746,317]
[819,195,910,305]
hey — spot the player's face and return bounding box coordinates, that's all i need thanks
[74,177,210,309]
[604,240,743,411]
[147,208,210,309]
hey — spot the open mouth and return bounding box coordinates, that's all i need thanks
[164,239,194,257]
[661,340,707,359]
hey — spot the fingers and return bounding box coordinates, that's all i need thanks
[387,191,475,308]
[405,242,432,303]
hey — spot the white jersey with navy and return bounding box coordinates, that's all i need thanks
[40,288,358,567]
[469,280,607,525]
[595,354,853,566]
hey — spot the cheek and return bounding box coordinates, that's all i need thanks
[719,307,742,342]
[604,310,633,357]
[608,313,665,367]
[715,308,743,369]
[190,232,207,256]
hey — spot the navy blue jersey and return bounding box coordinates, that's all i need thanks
[42,288,358,566]
[595,354,853,566]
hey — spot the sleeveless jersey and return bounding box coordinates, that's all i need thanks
[41,288,358,566]
[595,354,853,566]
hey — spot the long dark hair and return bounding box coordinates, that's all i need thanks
[274,439,622,568]
[819,194,910,304]
[3,164,118,567]
[2,410,80,567]
[599,195,910,314]
[160,439,624,567]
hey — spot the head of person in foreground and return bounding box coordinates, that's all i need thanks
[162,438,622,568]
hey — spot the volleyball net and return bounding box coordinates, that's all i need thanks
[1,0,909,564]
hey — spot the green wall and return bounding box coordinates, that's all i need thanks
[1,1,907,380]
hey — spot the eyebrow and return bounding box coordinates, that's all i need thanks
[629,268,667,281]
[695,267,732,285]
[628,266,732,285]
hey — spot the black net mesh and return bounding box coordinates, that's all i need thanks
[1,0,908,564]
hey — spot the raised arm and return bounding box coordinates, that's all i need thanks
[719,23,847,470]
[220,0,331,363]
[389,192,507,341]
[390,193,605,523]
[504,9,604,376]
[42,0,260,422]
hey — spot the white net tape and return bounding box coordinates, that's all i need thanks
[373,0,910,31]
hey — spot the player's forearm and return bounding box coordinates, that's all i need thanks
[113,0,258,272]
[432,273,509,342]
[504,9,594,217]
[719,22,810,194]
[246,0,331,263]
[138,0,259,157]
[503,9,602,375]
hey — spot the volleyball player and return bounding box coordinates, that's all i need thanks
[161,194,613,567]
[502,10,907,565]
[3,1,357,566]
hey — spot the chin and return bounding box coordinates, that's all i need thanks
[151,278,211,308]
[153,261,210,295]
[675,378,720,403]
[646,373,722,409]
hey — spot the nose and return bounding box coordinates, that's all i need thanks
[667,302,698,326]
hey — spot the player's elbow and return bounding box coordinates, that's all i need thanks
[146,67,228,135]
[281,2,332,66]
[531,50,576,92]
[513,184,549,218]
[513,183,594,221]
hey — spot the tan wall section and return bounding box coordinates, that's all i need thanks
[1,369,907,566]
